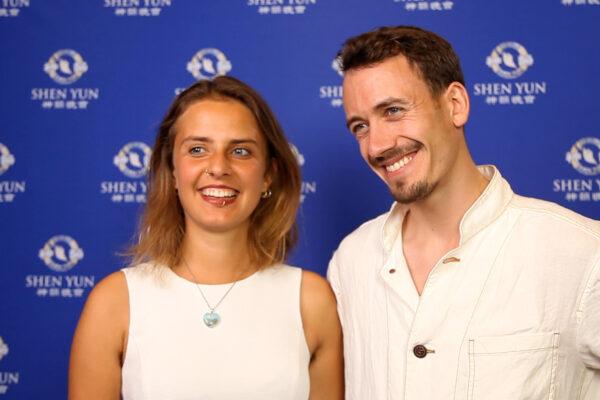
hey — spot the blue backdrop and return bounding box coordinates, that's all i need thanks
[1,0,599,397]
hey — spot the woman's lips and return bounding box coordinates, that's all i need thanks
[199,186,238,207]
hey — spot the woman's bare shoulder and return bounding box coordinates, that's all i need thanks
[69,271,129,399]
[75,270,130,344]
[299,269,340,348]
[86,271,129,312]
[300,269,337,309]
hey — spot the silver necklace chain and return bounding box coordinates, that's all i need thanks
[183,259,238,312]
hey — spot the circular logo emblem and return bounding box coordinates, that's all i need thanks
[0,337,8,361]
[486,42,534,79]
[38,235,84,272]
[0,143,16,176]
[565,137,600,176]
[113,142,152,178]
[290,143,305,167]
[44,49,89,85]
[332,56,343,77]
[186,48,232,80]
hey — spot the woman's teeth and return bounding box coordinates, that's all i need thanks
[201,188,236,198]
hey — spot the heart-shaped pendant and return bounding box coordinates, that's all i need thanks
[203,311,220,328]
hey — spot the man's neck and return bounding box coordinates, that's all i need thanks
[400,161,488,295]
[403,161,489,244]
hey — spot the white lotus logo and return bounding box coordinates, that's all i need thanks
[187,48,232,81]
[44,49,88,85]
[332,57,343,77]
[0,337,8,361]
[486,42,534,79]
[38,235,84,273]
[565,137,600,176]
[290,143,305,167]
[113,142,152,178]
[0,143,16,175]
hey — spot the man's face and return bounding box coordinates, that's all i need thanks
[343,55,460,204]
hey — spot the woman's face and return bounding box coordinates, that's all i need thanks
[171,98,271,236]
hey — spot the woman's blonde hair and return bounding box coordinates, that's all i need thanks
[129,76,301,269]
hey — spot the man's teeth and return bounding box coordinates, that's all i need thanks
[386,155,413,172]
[201,188,237,198]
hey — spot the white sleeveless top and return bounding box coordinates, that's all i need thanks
[121,263,310,400]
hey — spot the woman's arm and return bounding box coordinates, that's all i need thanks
[68,271,129,400]
[301,270,344,400]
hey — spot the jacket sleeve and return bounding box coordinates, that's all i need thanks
[327,250,344,327]
[577,258,600,370]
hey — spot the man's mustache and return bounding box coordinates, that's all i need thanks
[369,142,423,167]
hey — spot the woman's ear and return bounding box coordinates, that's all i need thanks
[172,166,179,190]
[263,158,276,192]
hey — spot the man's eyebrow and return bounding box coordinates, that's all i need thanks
[346,116,363,131]
[346,97,411,130]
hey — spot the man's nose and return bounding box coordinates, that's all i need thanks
[367,122,396,161]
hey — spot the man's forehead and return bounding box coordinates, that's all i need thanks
[344,61,420,101]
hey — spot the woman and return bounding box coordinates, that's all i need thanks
[69,76,343,399]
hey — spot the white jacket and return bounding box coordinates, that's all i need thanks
[328,166,600,400]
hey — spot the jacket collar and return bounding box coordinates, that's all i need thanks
[381,165,513,253]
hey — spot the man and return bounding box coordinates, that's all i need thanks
[327,26,600,400]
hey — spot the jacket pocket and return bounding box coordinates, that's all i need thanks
[467,332,560,400]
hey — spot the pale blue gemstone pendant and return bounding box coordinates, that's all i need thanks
[203,311,220,328]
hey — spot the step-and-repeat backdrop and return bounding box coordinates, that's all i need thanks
[1,1,599,397]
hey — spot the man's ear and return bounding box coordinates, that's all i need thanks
[445,82,470,128]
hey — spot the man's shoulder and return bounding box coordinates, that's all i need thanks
[328,210,392,281]
[336,210,391,252]
[509,194,600,239]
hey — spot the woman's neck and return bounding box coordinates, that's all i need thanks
[177,227,255,284]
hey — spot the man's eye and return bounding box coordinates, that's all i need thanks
[385,106,402,116]
[352,123,368,137]
[232,148,250,156]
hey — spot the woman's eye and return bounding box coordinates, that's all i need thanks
[189,146,205,155]
[232,148,250,157]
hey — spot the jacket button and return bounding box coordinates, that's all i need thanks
[413,344,428,358]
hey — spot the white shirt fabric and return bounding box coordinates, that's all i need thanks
[121,263,310,400]
[328,166,600,400]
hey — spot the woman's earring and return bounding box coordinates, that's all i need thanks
[261,189,272,199]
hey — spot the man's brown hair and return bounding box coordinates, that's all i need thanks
[338,26,465,96]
